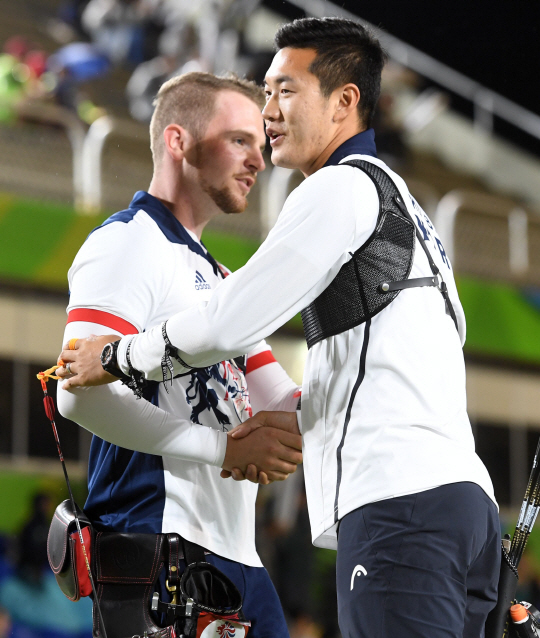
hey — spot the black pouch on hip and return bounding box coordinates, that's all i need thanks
[47,499,94,602]
[88,532,250,638]
[153,537,251,638]
[485,543,519,638]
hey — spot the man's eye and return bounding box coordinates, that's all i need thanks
[281,89,291,94]
[235,138,244,145]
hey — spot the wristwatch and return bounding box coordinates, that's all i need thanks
[100,340,129,380]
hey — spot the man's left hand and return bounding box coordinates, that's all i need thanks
[57,334,121,388]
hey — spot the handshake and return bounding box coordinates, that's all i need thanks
[57,335,303,485]
[221,410,302,485]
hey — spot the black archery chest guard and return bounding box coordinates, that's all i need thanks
[301,160,420,349]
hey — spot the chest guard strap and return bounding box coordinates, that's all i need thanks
[301,159,457,349]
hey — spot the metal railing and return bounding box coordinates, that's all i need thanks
[80,115,150,213]
[434,190,539,284]
[3,95,540,285]
[286,0,540,141]
[0,102,87,207]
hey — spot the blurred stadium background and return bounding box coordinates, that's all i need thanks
[0,1,539,636]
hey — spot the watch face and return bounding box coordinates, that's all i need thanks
[101,343,114,367]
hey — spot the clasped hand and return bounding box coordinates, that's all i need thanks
[222,411,302,485]
[57,336,302,486]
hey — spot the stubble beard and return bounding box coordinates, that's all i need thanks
[201,180,248,215]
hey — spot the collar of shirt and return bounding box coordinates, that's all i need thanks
[129,190,222,277]
[323,129,377,167]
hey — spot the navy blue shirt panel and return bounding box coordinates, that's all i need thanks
[324,129,377,168]
[85,439,166,533]
[85,380,163,533]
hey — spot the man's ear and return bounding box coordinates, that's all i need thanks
[163,124,189,161]
[333,83,361,124]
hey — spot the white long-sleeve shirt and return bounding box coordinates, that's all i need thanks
[57,190,299,565]
[116,156,496,549]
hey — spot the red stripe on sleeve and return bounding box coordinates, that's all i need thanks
[246,350,277,374]
[67,309,139,335]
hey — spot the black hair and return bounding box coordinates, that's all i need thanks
[274,17,386,128]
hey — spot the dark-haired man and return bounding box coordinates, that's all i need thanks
[56,72,302,638]
[61,18,500,638]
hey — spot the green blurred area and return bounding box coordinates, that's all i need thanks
[0,470,87,535]
[0,193,305,329]
[0,194,263,289]
[203,229,259,274]
[0,194,106,288]
[457,277,540,364]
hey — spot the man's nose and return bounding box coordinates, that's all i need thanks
[248,147,265,173]
[262,94,279,122]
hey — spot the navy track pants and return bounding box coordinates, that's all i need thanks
[336,482,500,638]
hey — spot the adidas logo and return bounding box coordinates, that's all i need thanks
[195,270,211,290]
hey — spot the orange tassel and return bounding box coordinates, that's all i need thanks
[36,361,64,382]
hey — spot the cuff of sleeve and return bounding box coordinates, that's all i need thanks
[296,408,302,433]
[117,335,132,376]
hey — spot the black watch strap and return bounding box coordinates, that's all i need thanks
[100,340,130,381]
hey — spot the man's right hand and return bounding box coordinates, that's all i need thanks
[222,413,302,485]
[229,410,300,439]
[57,334,121,388]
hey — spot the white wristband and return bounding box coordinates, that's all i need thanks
[117,335,132,376]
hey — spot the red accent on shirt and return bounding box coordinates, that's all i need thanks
[246,351,276,374]
[293,390,302,398]
[67,309,138,335]
[217,263,230,278]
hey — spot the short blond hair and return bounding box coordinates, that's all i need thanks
[149,72,265,166]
